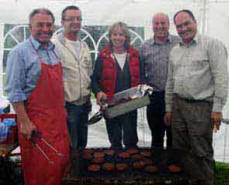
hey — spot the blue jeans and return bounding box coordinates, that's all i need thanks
[65,101,90,149]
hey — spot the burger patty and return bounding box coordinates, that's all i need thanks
[104,149,115,156]
[140,151,151,157]
[94,152,105,158]
[102,163,115,171]
[91,157,104,164]
[116,163,128,171]
[133,161,145,169]
[126,148,138,155]
[132,154,143,160]
[168,164,182,173]
[82,153,93,160]
[144,165,158,173]
[118,152,130,159]
[88,164,100,172]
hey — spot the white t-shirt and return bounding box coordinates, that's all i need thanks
[65,38,81,60]
[113,52,127,70]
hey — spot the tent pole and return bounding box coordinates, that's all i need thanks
[202,0,208,35]
[0,23,4,98]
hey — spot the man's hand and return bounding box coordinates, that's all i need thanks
[211,112,222,132]
[86,99,92,113]
[96,91,107,105]
[12,101,37,140]
[20,120,37,140]
[164,112,172,126]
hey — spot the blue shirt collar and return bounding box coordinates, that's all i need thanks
[30,36,55,51]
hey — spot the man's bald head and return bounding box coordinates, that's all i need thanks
[152,13,170,42]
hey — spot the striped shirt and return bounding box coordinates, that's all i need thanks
[139,35,180,91]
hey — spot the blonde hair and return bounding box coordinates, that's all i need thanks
[108,22,131,49]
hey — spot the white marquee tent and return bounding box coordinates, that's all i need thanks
[0,0,228,162]
[0,0,229,91]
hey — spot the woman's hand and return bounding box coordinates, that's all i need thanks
[96,91,107,105]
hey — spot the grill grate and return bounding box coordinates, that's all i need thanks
[63,148,189,185]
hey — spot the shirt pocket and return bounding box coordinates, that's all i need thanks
[190,55,209,71]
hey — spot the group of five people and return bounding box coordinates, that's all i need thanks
[5,5,228,185]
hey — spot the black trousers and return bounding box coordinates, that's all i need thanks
[146,91,172,148]
[105,110,138,149]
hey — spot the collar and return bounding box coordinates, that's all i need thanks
[30,36,55,50]
[179,33,199,47]
[57,32,81,46]
[101,44,137,59]
[151,34,171,45]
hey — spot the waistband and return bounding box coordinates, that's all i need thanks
[174,94,211,104]
[153,91,165,95]
[66,95,90,105]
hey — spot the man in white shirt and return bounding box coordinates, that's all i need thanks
[53,6,93,150]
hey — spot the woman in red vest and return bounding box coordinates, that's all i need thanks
[92,22,144,149]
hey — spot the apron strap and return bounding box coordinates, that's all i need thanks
[29,39,59,63]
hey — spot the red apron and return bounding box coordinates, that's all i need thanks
[18,44,70,185]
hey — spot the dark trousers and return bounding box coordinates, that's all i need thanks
[105,110,138,149]
[147,91,172,148]
[172,96,214,185]
[65,101,89,149]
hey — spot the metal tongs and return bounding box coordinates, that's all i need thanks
[30,130,65,164]
[87,100,108,125]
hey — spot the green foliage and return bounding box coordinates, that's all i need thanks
[215,162,229,185]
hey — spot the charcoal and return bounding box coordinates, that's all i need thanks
[0,156,24,185]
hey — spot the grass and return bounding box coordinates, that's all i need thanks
[215,162,229,185]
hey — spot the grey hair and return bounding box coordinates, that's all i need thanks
[152,12,170,24]
[29,8,55,24]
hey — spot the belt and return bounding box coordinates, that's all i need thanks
[66,95,90,105]
[153,91,165,95]
[175,95,210,104]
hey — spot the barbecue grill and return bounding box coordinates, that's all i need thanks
[62,148,189,185]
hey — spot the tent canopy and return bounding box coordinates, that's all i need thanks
[0,0,228,162]
[0,0,206,37]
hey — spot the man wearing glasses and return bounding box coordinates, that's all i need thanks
[53,6,93,150]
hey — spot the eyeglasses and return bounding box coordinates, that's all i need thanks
[63,16,82,22]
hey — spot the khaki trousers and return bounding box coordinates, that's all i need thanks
[172,96,214,185]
